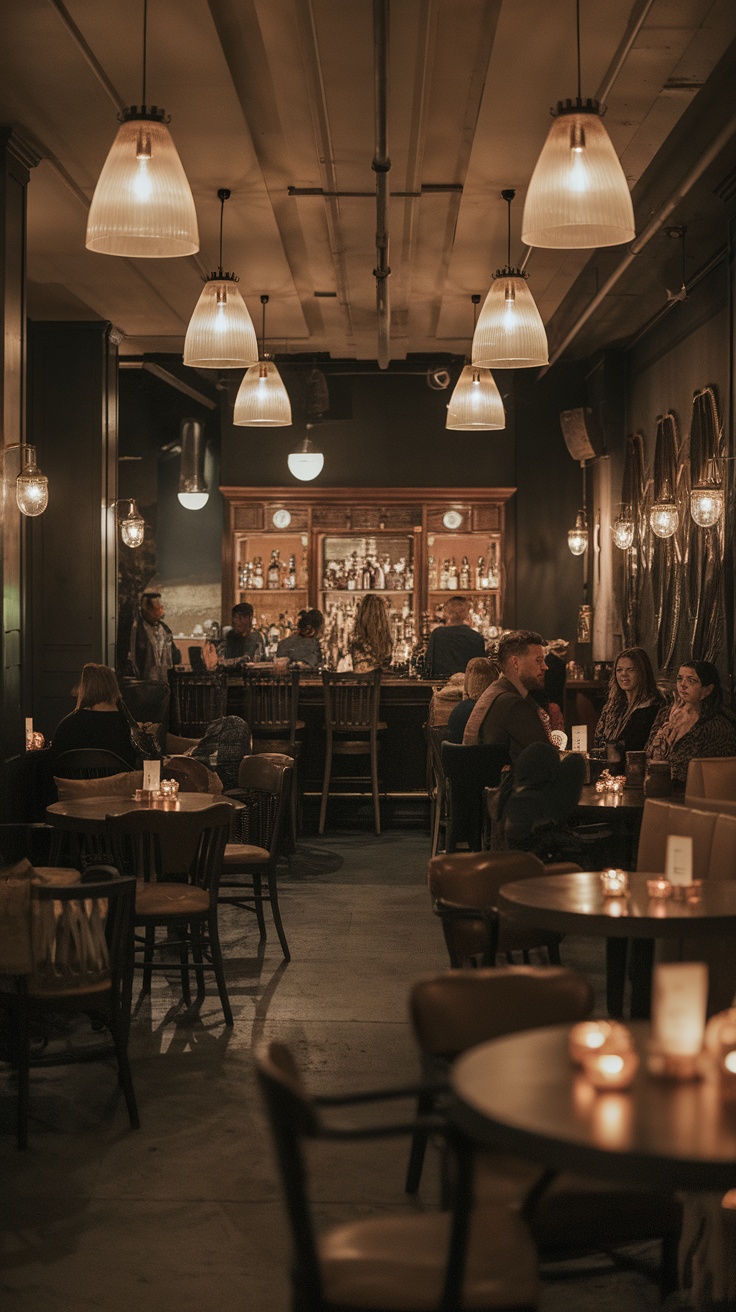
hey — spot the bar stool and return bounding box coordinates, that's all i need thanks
[168,669,228,737]
[241,669,302,846]
[319,670,384,836]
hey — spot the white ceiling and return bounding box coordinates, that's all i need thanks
[3,0,736,362]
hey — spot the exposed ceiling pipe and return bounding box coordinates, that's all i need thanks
[373,0,391,369]
[541,104,736,374]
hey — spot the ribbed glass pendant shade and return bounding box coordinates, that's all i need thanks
[446,366,505,430]
[472,275,548,369]
[522,103,635,249]
[86,112,199,257]
[184,277,259,369]
[233,360,292,427]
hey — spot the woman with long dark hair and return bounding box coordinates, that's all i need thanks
[51,663,138,768]
[594,646,664,753]
[647,658,736,786]
[349,594,393,672]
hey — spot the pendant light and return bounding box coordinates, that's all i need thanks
[233,296,292,427]
[690,458,724,528]
[611,505,635,550]
[177,419,209,510]
[472,192,548,369]
[567,461,589,556]
[447,296,505,430]
[120,500,145,548]
[86,0,199,258]
[15,447,49,517]
[183,190,258,369]
[521,1,635,250]
[288,433,324,482]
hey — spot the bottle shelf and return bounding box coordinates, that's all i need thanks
[239,587,307,594]
[428,587,499,595]
[321,587,413,596]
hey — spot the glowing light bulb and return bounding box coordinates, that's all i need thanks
[690,485,723,528]
[612,510,635,550]
[650,501,678,539]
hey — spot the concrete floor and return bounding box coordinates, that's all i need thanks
[1,829,667,1311]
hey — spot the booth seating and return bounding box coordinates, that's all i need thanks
[684,757,736,814]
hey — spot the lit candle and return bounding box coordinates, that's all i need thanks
[568,1020,632,1066]
[647,878,672,899]
[705,1009,736,1097]
[599,868,629,897]
[581,1047,640,1090]
[649,962,708,1079]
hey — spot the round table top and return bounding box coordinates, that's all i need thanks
[47,793,232,831]
[575,784,647,813]
[451,1022,736,1191]
[497,870,736,937]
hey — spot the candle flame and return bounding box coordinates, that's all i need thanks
[599,1055,624,1075]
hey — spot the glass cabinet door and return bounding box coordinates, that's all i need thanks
[320,533,416,667]
[426,531,502,639]
[234,531,309,651]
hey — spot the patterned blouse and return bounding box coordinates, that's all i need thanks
[646,706,736,785]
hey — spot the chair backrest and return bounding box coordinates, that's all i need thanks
[321,670,381,734]
[636,798,717,878]
[105,803,232,889]
[53,749,134,781]
[169,669,228,737]
[428,725,448,791]
[707,813,736,880]
[233,755,293,857]
[441,742,507,852]
[163,755,222,794]
[28,871,136,999]
[428,849,549,908]
[686,757,736,802]
[242,670,299,743]
[119,678,171,729]
[410,965,594,1060]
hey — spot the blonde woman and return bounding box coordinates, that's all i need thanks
[51,663,138,767]
[349,594,393,672]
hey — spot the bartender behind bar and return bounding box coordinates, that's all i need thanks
[205,602,266,668]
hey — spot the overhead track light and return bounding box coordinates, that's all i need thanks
[233,296,292,427]
[447,295,505,430]
[472,191,548,369]
[183,190,259,369]
[86,0,199,257]
[521,0,635,250]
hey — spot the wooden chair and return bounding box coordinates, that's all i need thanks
[104,803,233,1025]
[220,754,294,960]
[241,668,302,846]
[168,669,228,737]
[427,726,449,857]
[405,968,681,1299]
[319,670,384,836]
[256,1040,539,1312]
[441,743,507,852]
[0,868,139,1149]
[53,749,134,781]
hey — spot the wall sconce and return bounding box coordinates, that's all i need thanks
[690,458,723,528]
[111,499,145,548]
[2,444,49,517]
[611,505,635,550]
[650,496,679,539]
[568,509,588,555]
[177,419,209,510]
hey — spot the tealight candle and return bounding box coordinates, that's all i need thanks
[581,1048,640,1091]
[159,778,179,798]
[568,1020,632,1066]
[672,879,703,903]
[647,878,672,899]
[599,868,629,897]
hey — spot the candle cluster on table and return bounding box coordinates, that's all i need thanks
[568,1020,639,1090]
[599,868,629,898]
[595,770,626,795]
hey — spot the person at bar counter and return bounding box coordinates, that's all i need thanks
[446,656,498,743]
[275,608,324,668]
[424,596,485,679]
[128,590,181,683]
[646,658,736,788]
[209,602,266,667]
[51,663,139,768]
[349,594,393,672]
[594,646,664,754]
[463,629,549,763]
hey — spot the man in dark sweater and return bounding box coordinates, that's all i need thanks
[463,629,549,763]
[424,597,485,679]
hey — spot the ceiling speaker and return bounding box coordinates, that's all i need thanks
[559,407,603,462]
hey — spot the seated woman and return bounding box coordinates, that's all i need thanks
[446,657,498,743]
[51,663,138,769]
[349,594,393,672]
[646,658,736,788]
[594,646,664,756]
[275,608,324,668]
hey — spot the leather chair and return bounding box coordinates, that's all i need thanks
[685,757,736,814]
[428,850,580,968]
[406,967,682,1299]
[257,1040,539,1312]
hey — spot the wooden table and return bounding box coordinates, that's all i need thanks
[451,1022,736,1193]
[498,871,736,1018]
[573,785,646,869]
[47,792,231,834]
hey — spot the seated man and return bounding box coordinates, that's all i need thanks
[424,596,486,679]
[212,602,266,667]
[463,629,549,763]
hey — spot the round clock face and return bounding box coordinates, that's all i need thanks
[272,509,292,529]
[442,509,463,530]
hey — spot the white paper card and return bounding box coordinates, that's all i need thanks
[666,835,693,885]
[571,725,588,753]
[143,760,161,792]
[652,962,708,1056]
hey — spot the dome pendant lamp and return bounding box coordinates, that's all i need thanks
[472,191,548,369]
[86,0,199,258]
[521,0,635,250]
[447,295,505,430]
[184,190,259,369]
[233,296,292,427]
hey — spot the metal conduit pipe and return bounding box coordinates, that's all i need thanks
[373,0,391,369]
[542,104,736,374]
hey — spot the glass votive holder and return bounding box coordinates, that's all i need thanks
[671,880,703,903]
[158,778,180,799]
[134,788,154,803]
[581,1047,640,1091]
[31,731,45,751]
[599,868,629,898]
[646,1047,705,1081]
[568,1020,632,1066]
[647,878,672,899]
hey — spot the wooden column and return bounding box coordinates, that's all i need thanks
[27,321,119,737]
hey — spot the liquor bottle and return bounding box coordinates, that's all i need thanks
[459,555,471,589]
[373,556,385,589]
[405,561,413,590]
[253,557,264,589]
[287,554,297,589]
[476,556,485,589]
[361,557,372,590]
[489,541,499,588]
[440,559,449,590]
[428,555,437,590]
[447,558,458,590]
[267,550,281,589]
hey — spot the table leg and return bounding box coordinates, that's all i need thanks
[606,938,628,1018]
[629,938,654,1019]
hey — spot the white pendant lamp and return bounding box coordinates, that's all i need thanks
[288,435,324,482]
[472,191,548,369]
[177,420,209,509]
[183,190,258,369]
[448,294,505,430]
[233,296,292,427]
[521,2,634,250]
[86,2,198,258]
